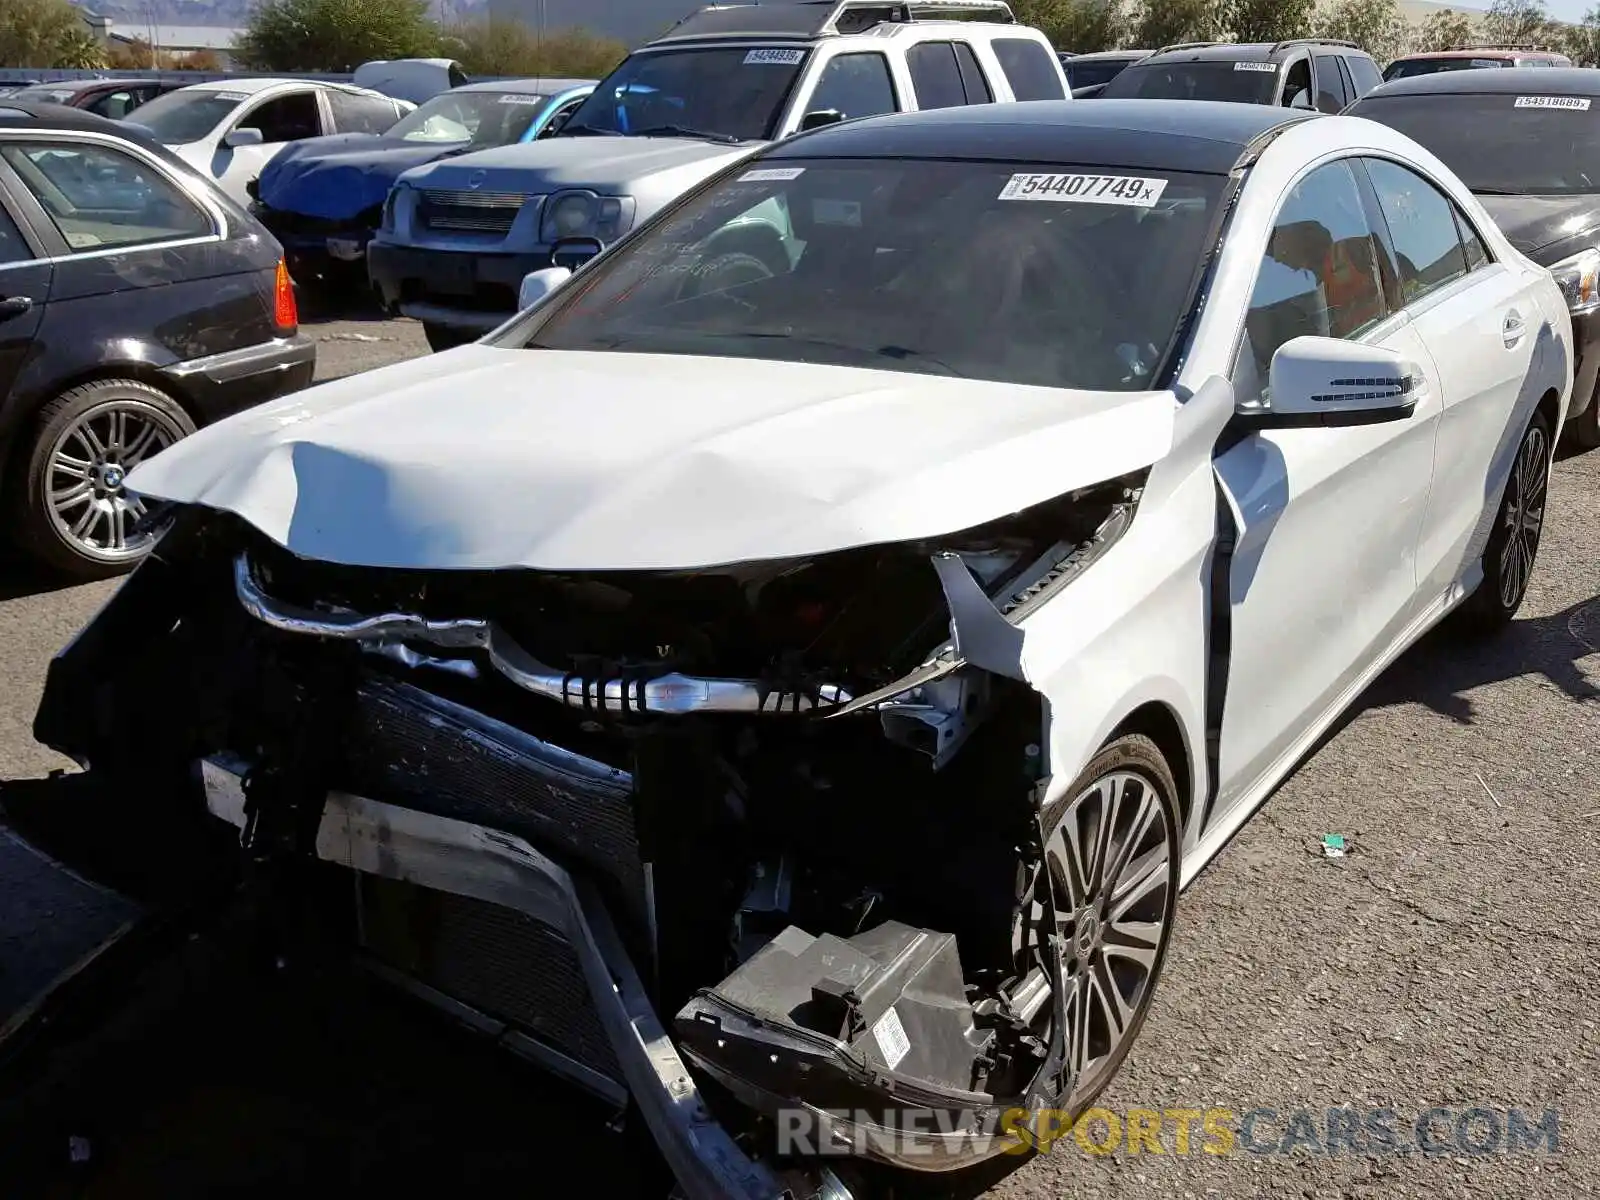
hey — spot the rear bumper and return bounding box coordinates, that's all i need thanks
[160,335,316,426]
[198,757,787,1200]
[368,241,551,332]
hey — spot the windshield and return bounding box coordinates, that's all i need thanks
[122,89,243,144]
[1383,57,1510,80]
[1354,92,1600,195]
[387,90,549,146]
[559,47,809,143]
[1103,60,1279,103]
[1065,60,1136,90]
[516,157,1225,392]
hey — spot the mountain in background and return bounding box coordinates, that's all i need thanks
[68,0,489,29]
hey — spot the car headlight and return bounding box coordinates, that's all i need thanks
[540,191,634,244]
[381,184,406,233]
[1550,247,1600,314]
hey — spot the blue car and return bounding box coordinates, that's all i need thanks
[251,77,595,294]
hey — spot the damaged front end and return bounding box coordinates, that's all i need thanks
[29,471,1144,1194]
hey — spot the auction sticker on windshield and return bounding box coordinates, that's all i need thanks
[1514,95,1591,110]
[215,92,251,102]
[999,173,1167,207]
[746,48,805,65]
[1234,61,1277,72]
[740,166,805,181]
[497,94,544,105]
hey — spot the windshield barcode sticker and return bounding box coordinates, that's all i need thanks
[999,172,1167,207]
[1234,61,1277,72]
[745,48,805,65]
[1515,95,1590,109]
[497,94,544,105]
[872,1005,911,1070]
[215,91,250,101]
[739,166,805,181]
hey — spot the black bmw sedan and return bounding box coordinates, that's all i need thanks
[0,101,314,580]
[1348,68,1600,450]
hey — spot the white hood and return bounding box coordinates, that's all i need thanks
[127,347,1178,572]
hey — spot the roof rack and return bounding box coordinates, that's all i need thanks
[1456,42,1554,51]
[1270,37,1358,52]
[656,0,1013,43]
[1156,40,1223,54]
[822,0,1015,33]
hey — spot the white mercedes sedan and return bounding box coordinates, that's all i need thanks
[29,98,1571,1197]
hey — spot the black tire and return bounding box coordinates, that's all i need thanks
[10,379,195,581]
[1014,733,1181,1123]
[422,321,475,353]
[1456,405,1553,635]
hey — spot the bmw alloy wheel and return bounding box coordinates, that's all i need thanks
[46,400,185,562]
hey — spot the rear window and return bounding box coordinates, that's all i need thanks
[1102,59,1279,103]
[1065,58,1136,90]
[992,37,1067,100]
[516,157,1227,393]
[327,89,403,135]
[1351,91,1600,195]
[1382,57,1511,80]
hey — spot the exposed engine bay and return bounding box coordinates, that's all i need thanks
[30,470,1145,1194]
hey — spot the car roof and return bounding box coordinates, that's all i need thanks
[1392,48,1565,60]
[453,77,595,95]
[1139,40,1362,66]
[1068,49,1152,63]
[182,77,392,98]
[650,0,1021,45]
[1361,66,1600,99]
[765,98,1313,174]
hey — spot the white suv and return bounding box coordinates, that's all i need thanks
[368,0,1069,350]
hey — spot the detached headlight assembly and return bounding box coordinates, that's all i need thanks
[540,191,634,244]
[1550,247,1600,314]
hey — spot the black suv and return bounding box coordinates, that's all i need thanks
[1100,38,1384,111]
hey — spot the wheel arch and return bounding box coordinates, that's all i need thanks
[1107,701,1195,835]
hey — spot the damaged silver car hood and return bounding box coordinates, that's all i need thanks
[126,347,1180,571]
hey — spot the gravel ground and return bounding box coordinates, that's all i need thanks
[0,310,1596,1198]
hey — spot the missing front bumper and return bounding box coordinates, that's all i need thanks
[200,758,785,1200]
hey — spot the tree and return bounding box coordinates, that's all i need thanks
[0,0,106,68]
[1411,7,1477,51]
[1221,0,1313,44]
[1314,0,1407,64]
[1128,0,1218,49]
[1011,0,1125,52]
[234,0,442,72]
[1481,0,1554,45]
[443,17,626,78]
[1557,8,1600,64]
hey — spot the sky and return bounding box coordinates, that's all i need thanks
[1548,0,1591,19]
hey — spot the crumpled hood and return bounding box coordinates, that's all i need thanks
[1477,192,1600,260]
[258,134,461,220]
[398,135,752,195]
[125,348,1178,572]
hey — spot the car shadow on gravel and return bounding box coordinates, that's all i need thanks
[0,548,100,603]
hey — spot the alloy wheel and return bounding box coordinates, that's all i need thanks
[1497,419,1549,610]
[45,401,184,562]
[1013,766,1177,1107]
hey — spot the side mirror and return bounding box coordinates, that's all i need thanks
[800,108,844,131]
[224,127,264,148]
[519,265,572,309]
[551,235,604,271]
[1072,84,1107,99]
[1266,336,1422,424]
[1286,89,1315,111]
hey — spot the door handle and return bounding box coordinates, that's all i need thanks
[0,295,32,318]
[1503,309,1526,347]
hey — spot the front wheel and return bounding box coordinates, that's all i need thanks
[1011,733,1182,1120]
[10,379,195,581]
[1457,406,1552,634]
[422,322,475,353]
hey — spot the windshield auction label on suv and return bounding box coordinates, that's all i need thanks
[999,173,1168,207]
[1234,61,1277,72]
[745,48,805,65]
[1514,95,1591,109]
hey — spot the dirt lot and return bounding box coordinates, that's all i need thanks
[1,310,1596,1199]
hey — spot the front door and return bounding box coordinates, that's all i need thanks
[1211,157,1442,823]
